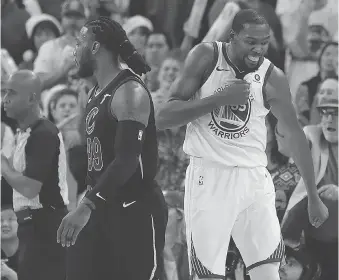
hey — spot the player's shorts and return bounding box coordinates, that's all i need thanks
[185,157,284,278]
[66,186,168,280]
[16,207,67,280]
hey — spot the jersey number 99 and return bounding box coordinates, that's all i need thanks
[87,137,103,171]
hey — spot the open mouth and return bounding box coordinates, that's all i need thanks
[247,55,260,63]
[327,127,336,132]
[165,77,176,84]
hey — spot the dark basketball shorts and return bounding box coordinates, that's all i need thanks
[16,207,68,280]
[66,187,168,280]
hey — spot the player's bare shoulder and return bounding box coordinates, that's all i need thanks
[111,80,150,126]
[186,42,216,77]
[168,42,216,102]
[191,42,215,65]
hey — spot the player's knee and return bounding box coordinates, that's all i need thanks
[248,262,280,280]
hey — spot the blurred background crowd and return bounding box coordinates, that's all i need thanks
[1,0,338,279]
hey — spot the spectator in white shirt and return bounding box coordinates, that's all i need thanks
[276,0,338,99]
[123,15,153,57]
[20,14,62,70]
[34,0,86,91]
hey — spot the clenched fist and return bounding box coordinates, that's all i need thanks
[215,79,251,105]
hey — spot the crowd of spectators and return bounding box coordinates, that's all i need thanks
[1,0,338,280]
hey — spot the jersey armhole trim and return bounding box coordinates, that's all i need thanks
[107,76,151,122]
[262,62,274,110]
[200,42,219,88]
[88,85,98,102]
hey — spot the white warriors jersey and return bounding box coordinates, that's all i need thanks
[183,42,274,167]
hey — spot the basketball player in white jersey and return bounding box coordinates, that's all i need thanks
[156,9,329,280]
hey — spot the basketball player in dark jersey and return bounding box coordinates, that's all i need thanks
[56,17,167,280]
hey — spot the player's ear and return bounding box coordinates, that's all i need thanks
[92,41,100,54]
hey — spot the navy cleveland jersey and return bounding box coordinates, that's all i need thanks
[85,70,158,201]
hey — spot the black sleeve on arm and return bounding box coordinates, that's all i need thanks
[23,130,59,183]
[85,120,146,207]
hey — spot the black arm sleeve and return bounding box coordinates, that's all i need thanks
[24,130,59,183]
[85,120,145,206]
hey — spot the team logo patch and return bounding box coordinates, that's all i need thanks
[208,101,252,139]
[198,176,204,186]
[86,107,99,135]
[254,74,260,81]
[138,130,143,141]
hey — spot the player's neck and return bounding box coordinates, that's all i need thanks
[94,60,123,91]
[226,44,245,73]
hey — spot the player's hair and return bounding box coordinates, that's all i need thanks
[231,9,268,34]
[85,16,151,76]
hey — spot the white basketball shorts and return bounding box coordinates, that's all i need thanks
[184,157,284,278]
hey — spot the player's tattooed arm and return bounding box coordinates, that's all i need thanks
[84,81,151,206]
[265,66,329,228]
[111,80,150,126]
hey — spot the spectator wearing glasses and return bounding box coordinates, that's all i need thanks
[282,77,338,280]
[295,42,338,127]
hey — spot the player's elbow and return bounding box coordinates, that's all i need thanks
[155,99,184,130]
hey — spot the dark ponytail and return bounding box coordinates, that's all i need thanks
[86,16,151,76]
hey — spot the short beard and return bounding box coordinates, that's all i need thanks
[77,53,95,78]
[78,63,94,78]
